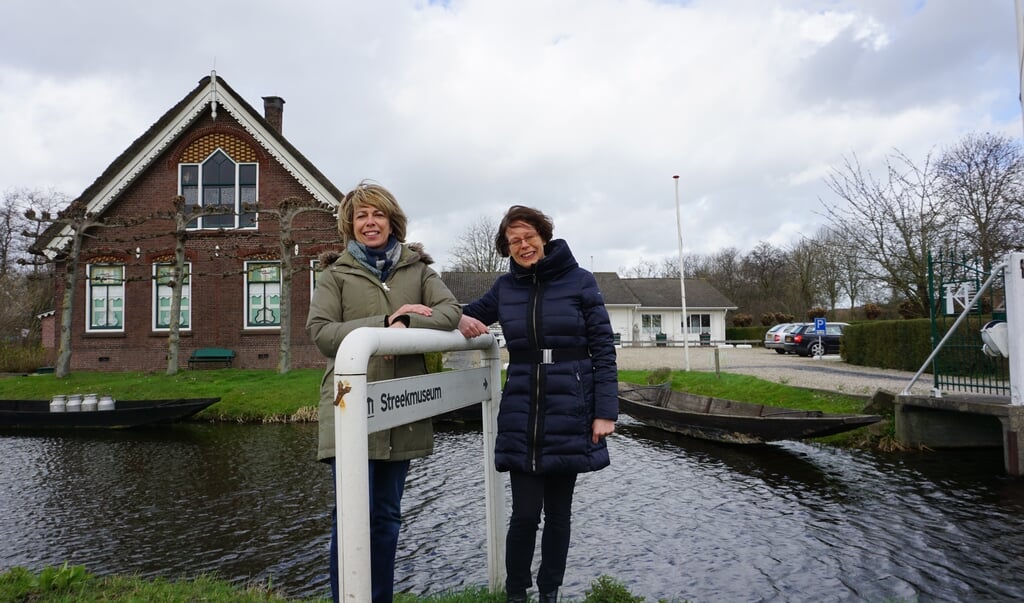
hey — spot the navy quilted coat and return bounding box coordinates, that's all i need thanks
[463,239,618,474]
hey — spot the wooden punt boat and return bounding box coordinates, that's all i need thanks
[617,383,881,444]
[0,397,220,429]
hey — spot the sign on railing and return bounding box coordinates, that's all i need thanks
[332,327,504,601]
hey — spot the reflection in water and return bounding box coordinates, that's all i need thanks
[3,420,1024,601]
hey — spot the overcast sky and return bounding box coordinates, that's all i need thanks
[1,0,1020,273]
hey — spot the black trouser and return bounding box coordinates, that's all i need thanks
[505,471,578,594]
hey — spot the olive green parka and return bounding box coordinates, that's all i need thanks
[306,243,462,462]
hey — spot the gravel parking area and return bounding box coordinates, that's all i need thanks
[612,345,934,396]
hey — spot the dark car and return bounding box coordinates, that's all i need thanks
[785,322,848,357]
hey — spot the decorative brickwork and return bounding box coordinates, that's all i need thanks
[181,133,257,163]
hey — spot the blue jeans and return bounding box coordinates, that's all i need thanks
[329,458,410,603]
[505,471,578,595]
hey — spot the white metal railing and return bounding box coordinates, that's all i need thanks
[332,327,504,600]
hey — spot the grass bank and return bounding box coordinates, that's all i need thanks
[2,368,873,416]
[1,366,888,445]
[0,368,324,423]
[0,565,665,602]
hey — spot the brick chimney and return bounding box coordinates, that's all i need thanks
[262,96,285,133]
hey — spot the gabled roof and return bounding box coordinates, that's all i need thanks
[440,271,736,310]
[620,277,737,310]
[442,272,503,304]
[593,272,641,305]
[32,73,344,258]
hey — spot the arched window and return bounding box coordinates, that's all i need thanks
[180,149,258,229]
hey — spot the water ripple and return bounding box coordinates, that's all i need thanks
[3,423,1024,601]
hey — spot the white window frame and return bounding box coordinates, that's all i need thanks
[245,260,281,329]
[180,149,258,230]
[153,263,191,331]
[641,313,663,339]
[86,264,125,332]
[685,313,711,335]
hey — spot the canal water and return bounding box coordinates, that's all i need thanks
[2,419,1024,602]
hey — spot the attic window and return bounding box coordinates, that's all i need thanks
[181,149,258,230]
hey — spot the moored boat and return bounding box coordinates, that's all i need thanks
[0,397,220,429]
[617,382,881,444]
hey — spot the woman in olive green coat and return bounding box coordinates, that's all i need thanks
[306,181,461,603]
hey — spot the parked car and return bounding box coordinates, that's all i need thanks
[763,323,795,354]
[785,322,849,357]
[780,323,811,354]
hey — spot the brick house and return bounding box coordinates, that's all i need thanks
[31,73,344,371]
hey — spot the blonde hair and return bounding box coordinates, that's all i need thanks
[337,180,408,245]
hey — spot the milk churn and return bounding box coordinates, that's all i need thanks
[49,395,66,412]
[82,393,98,412]
[98,395,116,411]
[65,394,82,412]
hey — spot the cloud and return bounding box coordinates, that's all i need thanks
[0,0,1018,273]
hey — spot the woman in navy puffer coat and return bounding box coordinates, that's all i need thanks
[459,205,617,603]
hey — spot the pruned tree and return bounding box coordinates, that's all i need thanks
[2,188,65,345]
[447,215,506,272]
[24,203,125,377]
[254,197,335,374]
[159,196,243,375]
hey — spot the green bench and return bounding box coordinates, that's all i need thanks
[188,347,236,369]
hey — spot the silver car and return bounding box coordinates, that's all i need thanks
[764,323,795,354]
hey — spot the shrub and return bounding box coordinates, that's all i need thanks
[726,326,764,342]
[646,367,672,384]
[806,307,827,320]
[583,575,646,603]
[425,351,444,373]
[732,313,753,327]
[843,319,933,371]
[0,344,48,373]
[864,303,881,320]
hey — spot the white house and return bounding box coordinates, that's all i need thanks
[442,272,737,347]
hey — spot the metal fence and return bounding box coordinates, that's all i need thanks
[928,252,1009,395]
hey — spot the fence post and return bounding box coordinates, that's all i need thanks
[332,327,504,600]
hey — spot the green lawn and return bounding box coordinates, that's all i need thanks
[3,367,879,429]
[0,368,324,422]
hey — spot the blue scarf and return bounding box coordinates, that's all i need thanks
[348,235,401,282]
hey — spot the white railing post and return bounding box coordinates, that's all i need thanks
[1007,252,1024,406]
[479,334,506,590]
[332,328,504,600]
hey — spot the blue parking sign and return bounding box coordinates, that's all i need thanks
[814,317,827,334]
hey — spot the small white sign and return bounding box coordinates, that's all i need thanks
[944,282,973,315]
[366,366,492,433]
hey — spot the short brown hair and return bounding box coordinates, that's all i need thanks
[494,205,554,257]
[337,180,408,246]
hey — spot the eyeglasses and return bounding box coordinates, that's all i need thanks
[507,234,540,250]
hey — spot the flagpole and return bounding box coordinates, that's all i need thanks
[674,175,690,371]
[1017,0,1024,138]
